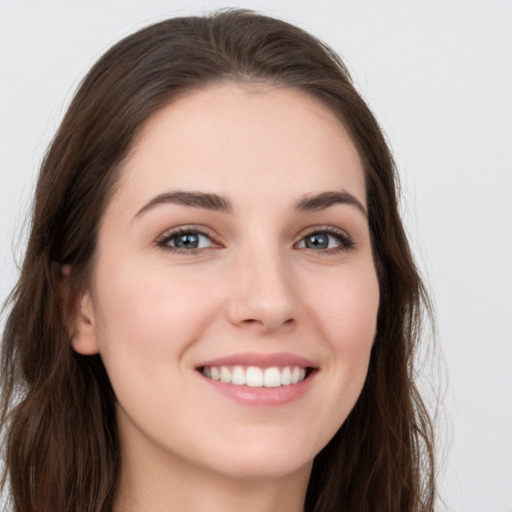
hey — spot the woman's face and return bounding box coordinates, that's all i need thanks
[74,84,379,482]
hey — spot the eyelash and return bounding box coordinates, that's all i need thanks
[156,225,355,255]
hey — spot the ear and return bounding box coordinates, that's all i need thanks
[72,292,100,355]
[60,264,100,355]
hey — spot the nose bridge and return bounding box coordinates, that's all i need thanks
[227,234,297,332]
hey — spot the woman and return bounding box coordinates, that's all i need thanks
[1,9,436,512]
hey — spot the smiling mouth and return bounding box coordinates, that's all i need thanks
[199,365,314,388]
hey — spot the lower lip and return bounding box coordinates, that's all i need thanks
[199,371,316,406]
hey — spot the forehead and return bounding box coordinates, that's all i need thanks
[113,83,366,215]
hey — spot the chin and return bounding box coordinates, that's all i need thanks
[215,455,313,482]
[199,435,317,481]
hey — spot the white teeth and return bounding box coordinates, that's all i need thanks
[201,365,308,387]
[246,366,264,387]
[220,366,231,383]
[281,366,292,385]
[231,366,246,385]
[263,367,281,387]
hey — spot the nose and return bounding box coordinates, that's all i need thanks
[226,248,298,334]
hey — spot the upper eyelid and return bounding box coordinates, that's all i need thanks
[299,225,348,234]
[296,225,351,240]
[157,225,220,243]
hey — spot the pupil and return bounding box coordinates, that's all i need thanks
[176,233,199,249]
[306,234,328,249]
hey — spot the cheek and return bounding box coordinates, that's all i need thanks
[92,259,224,371]
[90,261,229,430]
[308,264,379,385]
[288,264,379,448]
[313,265,379,343]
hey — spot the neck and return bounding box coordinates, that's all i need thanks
[113,423,311,512]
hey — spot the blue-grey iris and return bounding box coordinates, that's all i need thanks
[305,234,328,249]
[175,233,199,249]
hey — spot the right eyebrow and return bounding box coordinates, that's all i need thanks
[133,191,233,221]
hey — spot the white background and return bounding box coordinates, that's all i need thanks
[1,1,511,510]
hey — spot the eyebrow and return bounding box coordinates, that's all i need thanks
[133,189,367,220]
[295,191,367,217]
[134,191,233,220]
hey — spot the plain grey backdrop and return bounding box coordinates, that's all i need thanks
[1,1,511,510]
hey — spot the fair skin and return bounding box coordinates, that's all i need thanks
[72,83,380,512]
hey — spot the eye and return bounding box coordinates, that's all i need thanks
[296,228,354,252]
[157,228,216,252]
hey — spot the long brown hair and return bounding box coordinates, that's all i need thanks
[1,9,436,511]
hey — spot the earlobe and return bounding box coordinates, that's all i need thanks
[59,265,100,355]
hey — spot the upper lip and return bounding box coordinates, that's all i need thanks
[197,352,317,369]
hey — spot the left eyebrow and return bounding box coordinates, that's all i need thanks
[295,191,367,217]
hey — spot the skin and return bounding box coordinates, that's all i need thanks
[72,83,380,512]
